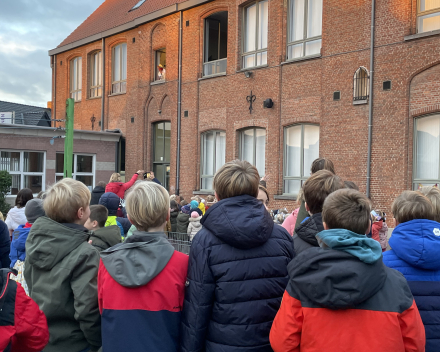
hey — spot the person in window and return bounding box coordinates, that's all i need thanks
[105,171,144,199]
[5,188,33,238]
[157,64,165,80]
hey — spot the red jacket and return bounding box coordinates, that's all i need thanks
[371,220,382,243]
[0,269,49,352]
[105,173,139,199]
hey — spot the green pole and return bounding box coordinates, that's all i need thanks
[64,98,74,178]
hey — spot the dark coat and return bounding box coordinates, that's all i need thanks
[292,212,324,255]
[90,225,122,252]
[116,217,132,235]
[90,186,105,205]
[180,195,295,352]
[176,212,190,233]
[170,210,179,233]
[0,220,10,268]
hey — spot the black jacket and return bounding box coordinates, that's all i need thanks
[170,211,178,232]
[292,212,324,255]
[176,212,190,233]
[0,220,10,268]
[180,195,295,352]
[90,186,105,206]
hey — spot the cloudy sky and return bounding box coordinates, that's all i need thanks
[0,0,105,107]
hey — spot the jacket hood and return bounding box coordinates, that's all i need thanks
[316,229,383,264]
[288,246,387,309]
[7,206,26,224]
[201,195,273,249]
[92,186,105,194]
[12,225,31,252]
[99,192,120,215]
[100,231,174,287]
[295,213,324,247]
[390,219,440,270]
[26,217,90,270]
[91,225,121,248]
[189,216,202,223]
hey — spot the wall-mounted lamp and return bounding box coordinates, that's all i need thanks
[49,135,65,145]
[263,98,273,108]
[158,110,162,114]
[244,71,253,78]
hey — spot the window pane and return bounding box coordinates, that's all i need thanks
[305,39,321,56]
[243,54,255,68]
[257,51,267,66]
[113,45,121,81]
[154,123,165,162]
[24,175,42,194]
[285,125,302,177]
[245,4,257,52]
[72,59,77,91]
[303,125,319,177]
[202,132,215,175]
[215,132,226,171]
[416,115,440,180]
[23,152,44,172]
[77,155,93,173]
[56,154,64,173]
[153,164,165,188]
[0,151,20,172]
[10,174,21,195]
[121,43,127,80]
[255,129,266,177]
[289,0,305,41]
[76,175,93,191]
[156,50,166,81]
[241,129,254,164]
[258,0,269,50]
[164,122,171,162]
[201,177,213,190]
[418,12,440,32]
[307,0,323,38]
[284,179,301,195]
[77,58,82,90]
[420,0,440,11]
[288,43,303,59]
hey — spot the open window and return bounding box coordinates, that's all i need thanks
[155,49,166,81]
[204,12,228,76]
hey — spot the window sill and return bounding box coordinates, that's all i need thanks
[199,72,227,81]
[404,29,440,41]
[87,96,102,101]
[236,64,268,73]
[274,195,297,201]
[193,190,215,195]
[108,92,126,97]
[353,99,368,105]
[281,54,321,65]
[151,80,166,86]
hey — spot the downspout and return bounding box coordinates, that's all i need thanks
[101,38,105,131]
[52,55,57,127]
[366,0,376,198]
[176,10,183,195]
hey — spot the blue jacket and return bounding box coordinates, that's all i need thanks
[9,224,30,267]
[0,220,10,269]
[180,195,295,352]
[383,219,440,352]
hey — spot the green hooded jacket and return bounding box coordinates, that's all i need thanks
[24,217,102,352]
[90,225,122,252]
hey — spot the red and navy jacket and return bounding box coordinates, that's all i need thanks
[0,269,49,352]
[98,231,188,352]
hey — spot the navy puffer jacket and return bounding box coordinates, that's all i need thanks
[180,195,294,352]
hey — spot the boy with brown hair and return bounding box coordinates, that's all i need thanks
[270,189,425,352]
[24,178,101,352]
[292,169,344,254]
[85,205,121,252]
[180,160,294,352]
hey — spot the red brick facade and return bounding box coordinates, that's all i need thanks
[51,0,440,214]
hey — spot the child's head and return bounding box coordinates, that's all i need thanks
[322,188,371,234]
[419,186,440,222]
[84,205,108,230]
[344,180,359,191]
[303,170,345,215]
[213,160,259,200]
[125,181,169,231]
[44,178,91,225]
[170,200,179,212]
[97,181,107,188]
[15,188,33,208]
[99,192,120,216]
[109,173,121,183]
[310,158,335,175]
[191,211,199,218]
[25,199,46,224]
[190,200,199,210]
[392,190,435,225]
[206,195,215,203]
[181,200,188,207]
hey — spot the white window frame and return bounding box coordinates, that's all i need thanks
[111,43,127,94]
[417,1,440,33]
[239,127,266,176]
[90,51,102,98]
[55,153,96,191]
[200,130,226,191]
[283,124,320,196]
[70,57,82,102]
[0,150,46,196]
[287,0,322,61]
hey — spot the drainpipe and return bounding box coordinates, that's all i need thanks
[52,55,57,127]
[176,10,183,195]
[101,37,105,131]
[366,0,376,198]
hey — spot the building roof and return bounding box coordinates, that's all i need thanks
[50,0,210,55]
[0,100,51,127]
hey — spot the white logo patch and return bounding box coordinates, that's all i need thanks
[433,228,440,237]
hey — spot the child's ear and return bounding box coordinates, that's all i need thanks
[305,202,310,213]
[92,220,98,228]
[323,221,329,230]
[215,191,220,201]
[366,219,372,235]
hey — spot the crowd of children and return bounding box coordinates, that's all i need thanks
[1,157,440,351]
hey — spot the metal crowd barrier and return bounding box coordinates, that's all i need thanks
[166,232,191,255]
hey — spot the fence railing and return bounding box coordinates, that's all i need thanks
[166,232,191,255]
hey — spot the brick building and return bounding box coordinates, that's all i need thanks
[48,0,440,214]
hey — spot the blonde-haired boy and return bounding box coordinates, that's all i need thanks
[24,178,102,352]
[98,181,188,352]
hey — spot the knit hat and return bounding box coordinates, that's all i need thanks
[191,211,199,218]
[182,204,191,214]
[99,192,120,216]
[25,199,45,224]
[190,200,199,210]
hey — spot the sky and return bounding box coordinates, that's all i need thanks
[0,0,105,108]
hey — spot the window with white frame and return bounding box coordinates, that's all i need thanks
[0,150,46,195]
[90,51,102,98]
[413,113,440,189]
[418,0,440,33]
[283,124,319,196]
[242,0,268,69]
[201,131,226,190]
[287,0,322,60]
[70,57,82,101]
[112,43,127,94]
[239,128,266,177]
[55,153,95,191]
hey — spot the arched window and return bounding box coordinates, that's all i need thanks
[239,128,266,177]
[242,1,268,69]
[200,130,226,190]
[70,57,82,101]
[89,51,102,98]
[353,67,369,102]
[204,12,228,76]
[112,43,127,94]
